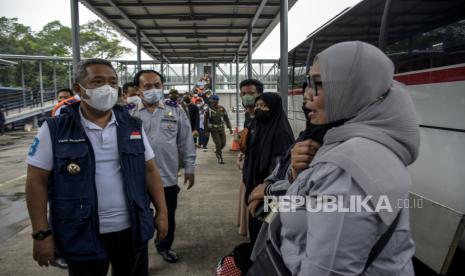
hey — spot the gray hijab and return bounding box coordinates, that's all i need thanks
[317,41,420,166]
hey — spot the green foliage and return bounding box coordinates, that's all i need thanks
[0,17,36,55]
[36,21,72,56]
[0,17,131,89]
[80,20,131,59]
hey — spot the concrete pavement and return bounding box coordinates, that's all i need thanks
[0,135,247,276]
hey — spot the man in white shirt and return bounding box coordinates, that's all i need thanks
[26,58,168,276]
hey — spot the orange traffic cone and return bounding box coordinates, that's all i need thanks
[230,127,240,151]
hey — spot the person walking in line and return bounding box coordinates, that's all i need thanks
[204,94,232,164]
[133,69,196,263]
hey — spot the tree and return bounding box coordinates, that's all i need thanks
[80,20,131,59]
[0,17,37,55]
[35,21,72,56]
[0,17,131,58]
[0,17,132,89]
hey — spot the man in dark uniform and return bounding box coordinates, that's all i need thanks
[204,94,232,164]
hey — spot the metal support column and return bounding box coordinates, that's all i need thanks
[125,62,128,83]
[53,61,57,97]
[229,62,233,90]
[279,0,289,113]
[235,55,240,129]
[21,61,26,108]
[182,63,185,83]
[188,62,192,92]
[68,62,72,87]
[70,0,81,78]
[160,57,164,75]
[160,57,164,93]
[39,61,44,107]
[378,0,392,51]
[212,61,216,93]
[136,27,142,71]
[305,39,314,74]
[247,26,253,79]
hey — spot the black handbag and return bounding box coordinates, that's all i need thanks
[246,240,291,276]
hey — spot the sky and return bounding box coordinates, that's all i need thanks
[0,0,361,60]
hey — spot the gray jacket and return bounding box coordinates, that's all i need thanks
[279,163,414,276]
[278,138,415,276]
[252,139,415,276]
[137,102,196,187]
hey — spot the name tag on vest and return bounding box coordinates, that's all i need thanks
[58,138,86,143]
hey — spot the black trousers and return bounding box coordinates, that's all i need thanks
[249,216,263,246]
[199,129,209,148]
[155,185,179,251]
[67,228,148,276]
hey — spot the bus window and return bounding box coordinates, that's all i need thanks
[388,19,465,74]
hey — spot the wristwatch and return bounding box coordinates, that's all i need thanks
[32,229,53,240]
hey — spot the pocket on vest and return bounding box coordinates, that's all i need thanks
[55,143,90,187]
[121,142,146,179]
[133,197,155,242]
[51,201,97,255]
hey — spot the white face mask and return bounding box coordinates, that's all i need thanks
[80,84,118,112]
[143,88,163,104]
[127,95,142,106]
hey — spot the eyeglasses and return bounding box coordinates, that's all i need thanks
[306,75,323,96]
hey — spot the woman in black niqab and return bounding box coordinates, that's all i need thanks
[244,92,294,244]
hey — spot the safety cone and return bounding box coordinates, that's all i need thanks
[230,127,240,151]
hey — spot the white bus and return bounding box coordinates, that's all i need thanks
[284,0,465,275]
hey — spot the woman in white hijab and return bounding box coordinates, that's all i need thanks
[278,41,420,275]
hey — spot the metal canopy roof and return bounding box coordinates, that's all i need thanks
[289,0,465,67]
[80,0,297,63]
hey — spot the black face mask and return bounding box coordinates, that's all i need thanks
[169,95,178,101]
[302,103,311,122]
[254,109,272,122]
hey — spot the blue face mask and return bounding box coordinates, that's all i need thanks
[143,88,163,104]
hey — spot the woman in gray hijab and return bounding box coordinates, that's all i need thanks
[277,41,420,275]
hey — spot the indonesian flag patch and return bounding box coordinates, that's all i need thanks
[130,131,142,140]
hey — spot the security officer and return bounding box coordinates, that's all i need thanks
[204,94,232,164]
[133,69,196,263]
[25,58,168,276]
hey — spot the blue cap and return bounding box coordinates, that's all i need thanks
[211,94,220,101]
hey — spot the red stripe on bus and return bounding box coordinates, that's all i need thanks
[394,66,465,85]
[288,88,303,95]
